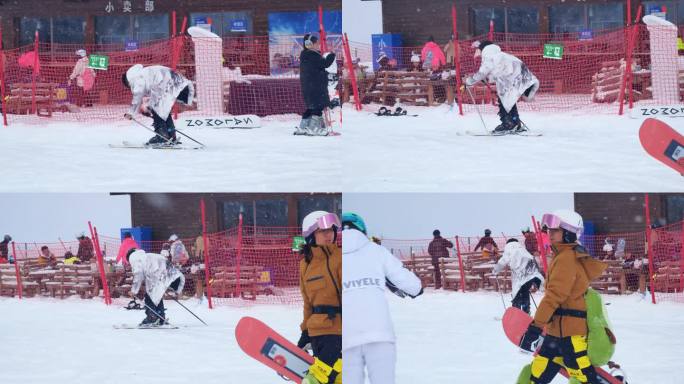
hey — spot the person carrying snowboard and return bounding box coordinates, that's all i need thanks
[295,33,336,136]
[126,247,185,327]
[121,64,195,146]
[342,212,423,384]
[493,238,544,314]
[518,209,607,384]
[473,228,499,260]
[464,40,539,134]
[296,211,342,384]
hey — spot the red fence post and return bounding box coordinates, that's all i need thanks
[236,213,243,298]
[0,23,7,127]
[32,31,38,115]
[342,33,362,111]
[452,4,464,116]
[11,242,23,299]
[644,194,657,304]
[318,4,328,52]
[200,198,214,309]
[627,6,642,110]
[532,216,548,274]
[488,19,494,41]
[455,236,466,292]
[88,222,111,305]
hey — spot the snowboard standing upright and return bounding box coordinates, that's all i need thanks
[501,307,625,384]
[235,316,314,382]
[324,55,341,136]
[639,118,684,175]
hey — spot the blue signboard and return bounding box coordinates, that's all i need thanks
[578,29,593,41]
[124,38,139,52]
[231,19,248,32]
[371,33,403,71]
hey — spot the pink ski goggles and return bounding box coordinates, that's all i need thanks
[541,213,581,234]
[303,213,341,238]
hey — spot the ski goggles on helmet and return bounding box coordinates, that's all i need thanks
[541,213,581,234]
[303,212,341,238]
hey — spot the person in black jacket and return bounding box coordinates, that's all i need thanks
[295,33,336,136]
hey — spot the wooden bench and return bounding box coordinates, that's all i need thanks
[210,265,264,300]
[5,82,60,117]
[366,71,448,106]
[653,261,682,293]
[439,258,483,291]
[0,264,39,297]
[402,254,436,287]
[44,264,97,299]
[591,266,625,294]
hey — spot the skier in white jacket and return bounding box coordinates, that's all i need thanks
[126,248,185,326]
[122,64,195,145]
[492,238,544,314]
[342,212,423,384]
[464,40,539,134]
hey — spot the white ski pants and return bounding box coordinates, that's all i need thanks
[344,342,396,384]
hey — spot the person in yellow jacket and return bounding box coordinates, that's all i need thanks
[519,210,607,384]
[296,211,342,384]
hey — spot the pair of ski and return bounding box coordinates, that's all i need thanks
[503,307,626,384]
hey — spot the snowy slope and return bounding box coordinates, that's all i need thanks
[0,297,302,384]
[342,104,684,191]
[387,290,683,384]
[0,116,340,192]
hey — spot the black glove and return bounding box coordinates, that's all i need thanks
[386,279,423,299]
[519,323,544,352]
[297,330,311,350]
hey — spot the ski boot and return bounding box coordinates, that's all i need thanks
[309,116,329,136]
[139,312,158,327]
[294,117,312,136]
[302,358,334,384]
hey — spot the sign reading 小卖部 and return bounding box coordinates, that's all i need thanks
[543,43,564,60]
[88,54,110,70]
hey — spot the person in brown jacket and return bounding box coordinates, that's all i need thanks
[77,234,94,263]
[519,210,607,384]
[473,228,499,260]
[296,211,342,384]
[427,229,453,289]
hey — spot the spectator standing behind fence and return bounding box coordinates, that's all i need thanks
[296,211,342,384]
[77,234,94,263]
[522,228,538,255]
[427,229,453,289]
[68,49,96,108]
[0,235,11,263]
[473,229,499,260]
[116,232,139,265]
[493,238,544,314]
[443,35,456,68]
[421,36,446,72]
[295,33,336,136]
[38,246,58,267]
[167,234,189,266]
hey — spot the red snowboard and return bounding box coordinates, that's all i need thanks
[639,118,684,175]
[235,316,313,382]
[502,307,623,384]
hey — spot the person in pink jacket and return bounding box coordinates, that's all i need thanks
[68,49,96,107]
[420,36,446,72]
[116,232,140,265]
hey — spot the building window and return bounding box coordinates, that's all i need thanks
[190,11,253,36]
[95,14,169,45]
[297,195,342,227]
[19,16,85,46]
[550,3,625,37]
[221,198,288,229]
[471,6,539,35]
[665,195,684,223]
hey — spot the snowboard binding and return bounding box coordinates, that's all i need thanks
[125,299,143,310]
[375,106,408,117]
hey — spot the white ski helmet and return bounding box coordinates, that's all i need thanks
[302,211,341,238]
[542,209,584,242]
[168,234,179,242]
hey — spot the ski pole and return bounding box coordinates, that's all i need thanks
[171,296,207,325]
[530,292,538,310]
[464,85,489,134]
[494,275,507,311]
[172,127,207,148]
[131,116,175,145]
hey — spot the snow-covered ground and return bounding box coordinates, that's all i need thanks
[0,297,301,384]
[387,290,683,384]
[0,115,340,192]
[342,104,684,191]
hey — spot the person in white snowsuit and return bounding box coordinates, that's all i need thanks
[342,212,423,384]
[122,64,195,145]
[465,40,539,134]
[493,238,544,314]
[166,234,189,266]
[126,248,185,326]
